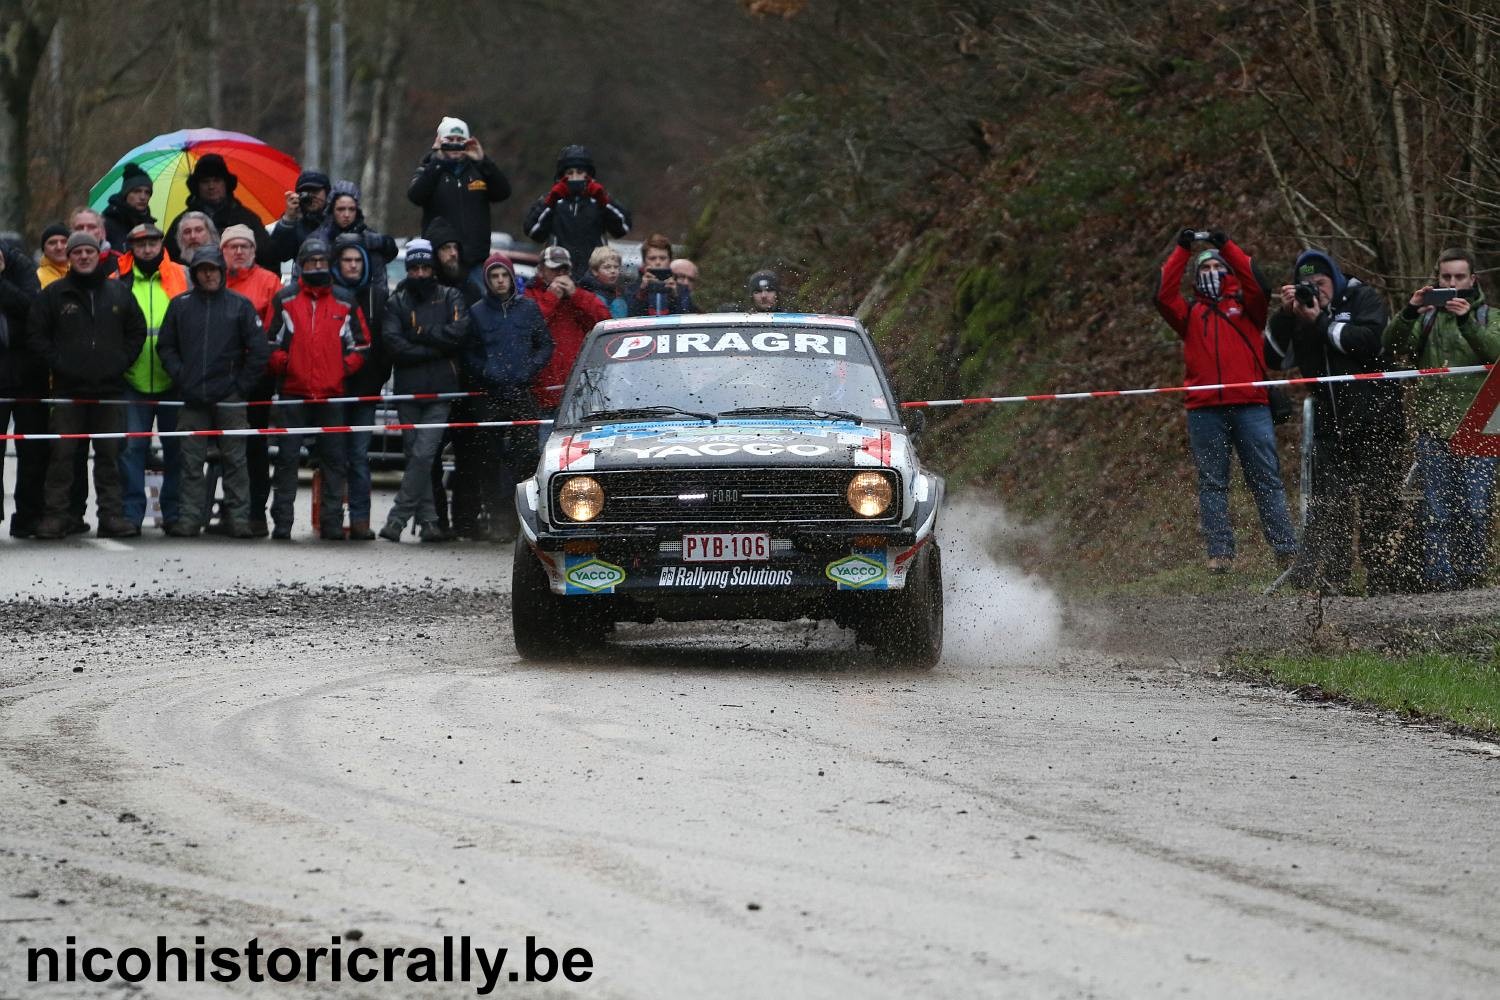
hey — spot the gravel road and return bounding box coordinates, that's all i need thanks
[1,528,1497,999]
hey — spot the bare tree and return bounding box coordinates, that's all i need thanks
[0,0,59,231]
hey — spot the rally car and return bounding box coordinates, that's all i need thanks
[512,313,944,666]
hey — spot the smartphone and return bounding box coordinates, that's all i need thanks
[1422,288,1459,308]
[648,267,673,280]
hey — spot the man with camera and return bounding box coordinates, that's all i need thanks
[1383,248,1500,590]
[268,170,333,265]
[527,245,609,418]
[1267,248,1402,593]
[524,145,632,279]
[1155,228,1297,574]
[628,233,694,317]
[407,117,512,276]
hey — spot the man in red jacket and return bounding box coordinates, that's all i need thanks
[1155,228,1297,574]
[266,237,368,540]
[527,245,610,416]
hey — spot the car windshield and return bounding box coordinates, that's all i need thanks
[561,325,888,425]
[557,325,897,426]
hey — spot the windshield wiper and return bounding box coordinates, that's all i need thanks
[585,405,719,424]
[718,405,864,425]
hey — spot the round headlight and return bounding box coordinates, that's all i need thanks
[847,472,893,518]
[558,476,604,522]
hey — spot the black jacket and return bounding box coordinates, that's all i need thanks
[313,213,398,264]
[102,195,155,252]
[524,193,631,277]
[267,211,330,265]
[464,290,552,393]
[27,272,148,396]
[406,155,511,269]
[0,240,44,392]
[383,280,470,394]
[165,196,274,272]
[1267,278,1402,439]
[156,283,271,405]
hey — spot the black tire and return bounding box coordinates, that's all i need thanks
[858,542,943,668]
[510,542,606,659]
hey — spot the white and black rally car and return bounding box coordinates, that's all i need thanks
[512,313,944,666]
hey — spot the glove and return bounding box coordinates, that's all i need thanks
[363,231,385,252]
[1177,228,1196,250]
[585,180,608,204]
[1208,229,1228,248]
[546,180,571,207]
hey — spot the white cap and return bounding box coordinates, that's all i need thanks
[437,116,470,140]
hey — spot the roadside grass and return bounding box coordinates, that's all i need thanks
[1241,651,1500,738]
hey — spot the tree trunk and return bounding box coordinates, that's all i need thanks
[0,0,58,233]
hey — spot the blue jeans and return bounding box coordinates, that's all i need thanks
[342,401,376,523]
[1186,405,1298,559]
[1415,432,1498,588]
[118,388,180,527]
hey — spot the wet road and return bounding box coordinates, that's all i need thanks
[0,524,1497,998]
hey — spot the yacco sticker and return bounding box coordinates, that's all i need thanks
[656,566,795,588]
[564,556,626,594]
[605,330,848,362]
[618,442,831,460]
[825,552,888,590]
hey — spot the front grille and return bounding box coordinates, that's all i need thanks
[553,468,899,525]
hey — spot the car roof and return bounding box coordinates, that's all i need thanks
[590,312,866,335]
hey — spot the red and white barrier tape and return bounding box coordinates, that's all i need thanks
[0,390,488,408]
[0,419,553,443]
[898,364,1494,409]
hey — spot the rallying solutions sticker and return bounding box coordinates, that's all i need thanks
[564,557,626,594]
[825,553,888,590]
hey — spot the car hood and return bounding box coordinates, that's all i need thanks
[547,419,903,472]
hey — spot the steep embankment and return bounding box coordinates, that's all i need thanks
[696,10,1321,589]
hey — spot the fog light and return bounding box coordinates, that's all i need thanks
[558,476,604,522]
[847,472,892,517]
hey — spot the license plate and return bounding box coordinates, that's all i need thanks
[682,532,770,562]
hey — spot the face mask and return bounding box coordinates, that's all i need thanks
[302,269,333,288]
[409,275,438,296]
[1195,269,1223,301]
[566,178,587,197]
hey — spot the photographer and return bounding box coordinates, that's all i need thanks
[267,170,333,265]
[523,145,632,276]
[527,246,609,416]
[1383,248,1500,590]
[1154,228,1297,574]
[407,117,511,274]
[628,233,694,317]
[1267,249,1402,593]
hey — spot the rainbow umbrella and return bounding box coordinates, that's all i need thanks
[88,128,301,227]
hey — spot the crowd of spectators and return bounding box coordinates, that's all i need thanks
[0,118,787,545]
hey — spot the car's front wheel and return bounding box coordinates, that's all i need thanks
[858,542,943,669]
[511,543,607,659]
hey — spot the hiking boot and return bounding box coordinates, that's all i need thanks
[378,520,405,543]
[32,517,68,540]
[271,524,292,540]
[66,518,90,536]
[166,522,201,538]
[248,519,270,538]
[98,517,140,539]
[348,520,376,541]
[420,521,450,543]
[319,525,347,541]
[1206,556,1233,574]
[227,522,254,539]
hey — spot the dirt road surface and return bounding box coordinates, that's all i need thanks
[1,530,1497,999]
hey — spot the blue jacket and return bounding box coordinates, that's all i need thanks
[464,290,553,393]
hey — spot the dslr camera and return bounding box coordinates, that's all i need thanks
[1293,281,1321,309]
[440,139,468,152]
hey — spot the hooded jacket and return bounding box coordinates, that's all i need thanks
[526,277,611,410]
[1154,239,1270,409]
[0,240,45,392]
[27,268,148,396]
[1267,249,1400,439]
[116,250,189,395]
[383,277,470,395]
[164,165,275,272]
[314,184,399,263]
[102,196,156,254]
[1383,285,1500,436]
[156,252,271,406]
[406,153,512,270]
[267,277,368,399]
[332,235,392,397]
[465,259,552,395]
